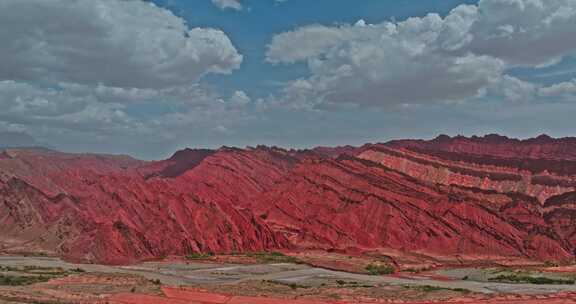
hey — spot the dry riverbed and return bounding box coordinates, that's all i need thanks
[0,255,575,303]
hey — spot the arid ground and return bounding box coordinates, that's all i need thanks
[1,252,575,304]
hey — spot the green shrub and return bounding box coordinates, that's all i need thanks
[247,252,299,264]
[262,280,308,290]
[489,274,575,285]
[365,263,395,275]
[71,267,86,273]
[408,285,471,294]
[185,252,214,260]
[416,285,444,292]
[543,261,560,267]
[0,274,52,286]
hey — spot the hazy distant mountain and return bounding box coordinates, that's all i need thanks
[0,131,38,149]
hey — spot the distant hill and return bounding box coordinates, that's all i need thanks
[0,131,40,150]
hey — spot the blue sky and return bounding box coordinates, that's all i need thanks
[0,0,575,159]
[154,0,480,97]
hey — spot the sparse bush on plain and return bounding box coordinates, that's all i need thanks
[406,285,471,294]
[247,252,300,264]
[185,252,214,260]
[0,274,52,286]
[489,274,575,285]
[365,263,395,275]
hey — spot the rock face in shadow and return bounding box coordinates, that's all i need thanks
[1,135,575,264]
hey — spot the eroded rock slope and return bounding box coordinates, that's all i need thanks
[1,135,575,264]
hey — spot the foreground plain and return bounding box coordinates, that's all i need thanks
[1,255,575,303]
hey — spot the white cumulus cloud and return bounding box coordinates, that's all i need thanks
[0,0,249,157]
[539,79,576,99]
[267,0,576,108]
[0,0,243,89]
[212,0,243,10]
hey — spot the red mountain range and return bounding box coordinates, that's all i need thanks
[1,135,575,264]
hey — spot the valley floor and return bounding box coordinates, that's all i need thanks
[0,255,575,303]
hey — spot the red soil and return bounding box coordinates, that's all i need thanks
[107,287,576,304]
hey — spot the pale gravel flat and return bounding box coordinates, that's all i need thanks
[1,256,575,295]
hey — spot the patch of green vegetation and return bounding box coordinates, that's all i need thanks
[23,266,60,271]
[489,274,575,285]
[0,274,52,286]
[415,285,445,292]
[365,263,395,275]
[1,265,84,276]
[543,261,560,267]
[488,267,509,274]
[406,285,471,294]
[21,266,69,276]
[335,280,373,288]
[262,280,308,290]
[210,271,238,276]
[20,251,49,257]
[0,266,20,272]
[487,267,533,276]
[185,252,214,260]
[0,265,88,286]
[286,282,306,290]
[452,288,470,293]
[71,267,86,273]
[247,252,300,264]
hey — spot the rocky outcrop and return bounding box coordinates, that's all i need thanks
[357,145,576,202]
[544,192,576,254]
[388,134,576,161]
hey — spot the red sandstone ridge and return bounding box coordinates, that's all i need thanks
[356,145,576,203]
[388,134,576,160]
[1,135,576,264]
[0,147,290,264]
